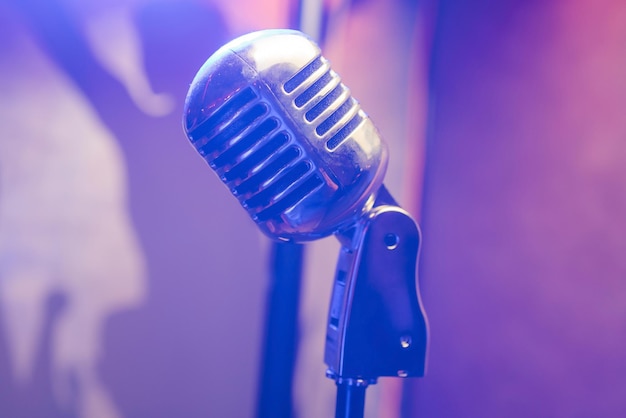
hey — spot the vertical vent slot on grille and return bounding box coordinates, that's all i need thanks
[316,98,355,136]
[306,84,344,122]
[189,87,257,143]
[295,71,333,108]
[326,113,364,151]
[284,56,323,93]
[198,103,267,157]
[224,132,289,182]
[256,174,324,222]
[213,118,279,169]
[244,161,312,209]
[235,146,301,196]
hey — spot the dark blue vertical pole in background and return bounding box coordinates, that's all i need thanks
[256,241,304,418]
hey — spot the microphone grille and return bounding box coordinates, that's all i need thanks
[187,85,325,223]
[183,29,387,242]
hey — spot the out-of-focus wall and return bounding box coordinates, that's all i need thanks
[405,0,626,417]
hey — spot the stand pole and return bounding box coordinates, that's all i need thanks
[335,381,367,418]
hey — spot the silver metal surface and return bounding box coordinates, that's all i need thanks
[183,29,387,242]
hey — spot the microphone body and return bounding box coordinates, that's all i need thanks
[183,29,387,242]
[182,29,429,384]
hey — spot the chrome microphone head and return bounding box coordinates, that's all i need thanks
[183,29,388,242]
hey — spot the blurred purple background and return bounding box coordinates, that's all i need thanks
[406,1,626,417]
[1,0,625,417]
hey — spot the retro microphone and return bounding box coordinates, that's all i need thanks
[183,29,428,418]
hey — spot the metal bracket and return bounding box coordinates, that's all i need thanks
[324,186,429,381]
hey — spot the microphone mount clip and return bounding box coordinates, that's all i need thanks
[324,185,429,418]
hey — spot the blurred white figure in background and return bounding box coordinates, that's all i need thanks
[0,4,148,417]
[80,3,175,117]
